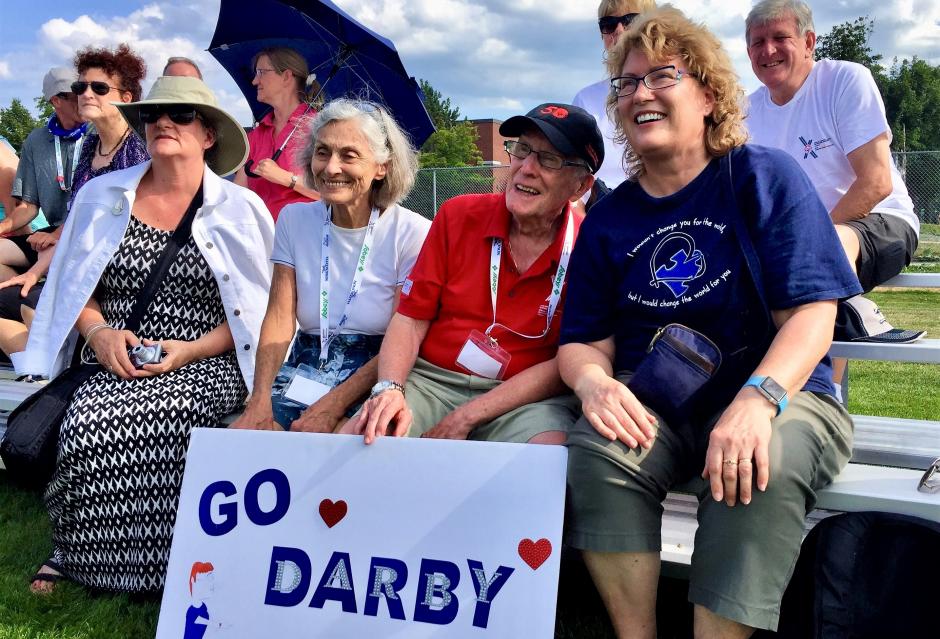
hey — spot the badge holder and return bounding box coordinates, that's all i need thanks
[283,363,333,408]
[455,330,511,380]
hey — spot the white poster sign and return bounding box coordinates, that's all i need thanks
[156,430,567,638]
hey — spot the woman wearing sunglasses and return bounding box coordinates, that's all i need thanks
[0,45,150,376]
[559,8,860,637]
[68,43,150,205]
[572,0,655,200]
[234,47,320,220]
[22,76,273,594]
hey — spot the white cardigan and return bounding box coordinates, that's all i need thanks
[20,162,274,390]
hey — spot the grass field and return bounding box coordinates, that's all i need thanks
[0,289,936,639]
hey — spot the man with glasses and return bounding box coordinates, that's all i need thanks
[348,103,602,446]
[0,68,85,285]
[572,0,655,201]
[745,0,922,386]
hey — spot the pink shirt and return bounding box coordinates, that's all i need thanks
[246,103,315,220]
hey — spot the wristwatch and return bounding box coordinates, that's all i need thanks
[370,379,405,400]
[289,174,298,190]
[743,375,788,416]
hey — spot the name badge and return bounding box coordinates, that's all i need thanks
[455,330,511,380]
[284,367,332,407]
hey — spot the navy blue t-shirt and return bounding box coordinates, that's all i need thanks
[560,145,862,399]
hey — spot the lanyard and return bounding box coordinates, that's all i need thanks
[54,134,83,192]
[486,210,574,341]
[318,205,380,362]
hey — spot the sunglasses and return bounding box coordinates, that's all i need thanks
[70,80,124,96]
[599,13,639,35]
[139,105,201,125]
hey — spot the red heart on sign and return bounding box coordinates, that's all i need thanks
[318,499,347,528]
[518,538,552,570]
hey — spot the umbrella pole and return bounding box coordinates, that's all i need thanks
[245,47,354,176]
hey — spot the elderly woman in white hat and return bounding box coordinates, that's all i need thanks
[23,76,274,594]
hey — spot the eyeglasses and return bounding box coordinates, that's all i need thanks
[504,140,588,171]
[254,68,279,78]
[919,457,940,494]
[139,105,201,125]
[611,65,690,98]
[70,81,124,97]
[599,13,638,35]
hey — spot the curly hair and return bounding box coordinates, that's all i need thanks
[605,6,748,177]
[597,0,656,19]
[74,43,147,101]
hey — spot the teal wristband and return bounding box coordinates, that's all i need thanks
[743,375,788,416]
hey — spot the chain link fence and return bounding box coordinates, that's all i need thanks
[404,153,940,227]
[402,165,512,220]
[894,151,940,225]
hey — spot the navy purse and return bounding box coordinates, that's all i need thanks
[627,323,722,423]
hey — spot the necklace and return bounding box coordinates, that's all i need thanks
[96,127,130,157]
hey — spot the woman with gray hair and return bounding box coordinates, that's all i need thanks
[231,99,430,433]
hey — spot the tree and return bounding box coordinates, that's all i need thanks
[0,98,43,152]
[33,96,55,121]
[416,79,482,168]
[418,120,483,168]
[419,79,460,130]
[883,57,940,151]
[815,16,885,84]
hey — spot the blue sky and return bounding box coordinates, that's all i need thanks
[1,0,938,126]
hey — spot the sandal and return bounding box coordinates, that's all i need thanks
[30,559,65,594]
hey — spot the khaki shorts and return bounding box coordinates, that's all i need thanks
[565,372,853,631]
[404,358,580,443]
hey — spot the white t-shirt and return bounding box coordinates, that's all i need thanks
[746,59,918,234]
[271,200,431,335]
[572,78,629,189]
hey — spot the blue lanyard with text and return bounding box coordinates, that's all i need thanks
[486,210,574,341]
[54,134,83,192]
[318,205,380,363]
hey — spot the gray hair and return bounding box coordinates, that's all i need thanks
[298,99,418,210]
[163,56,203,79]
[746,0,815,44]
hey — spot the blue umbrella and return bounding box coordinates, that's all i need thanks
[208,0,435,147]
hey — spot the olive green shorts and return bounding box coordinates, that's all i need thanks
[565,372,853,631]
[404,358,580,443]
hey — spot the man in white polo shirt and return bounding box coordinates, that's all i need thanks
[744,0,921,362]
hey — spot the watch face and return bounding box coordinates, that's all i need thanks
[760,377,787,403]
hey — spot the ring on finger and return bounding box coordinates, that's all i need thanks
[738,458,752,464]
[723,459,738,466]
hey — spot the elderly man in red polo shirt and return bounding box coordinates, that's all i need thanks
[344,103,603,445]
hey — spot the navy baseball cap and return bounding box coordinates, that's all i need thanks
[500,103,605,174]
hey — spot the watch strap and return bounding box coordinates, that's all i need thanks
[743,375,788,416]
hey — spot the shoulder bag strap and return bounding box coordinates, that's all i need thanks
[724,153,772,322]
[122,185,204,333]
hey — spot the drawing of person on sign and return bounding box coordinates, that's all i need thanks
[184,562,225,639]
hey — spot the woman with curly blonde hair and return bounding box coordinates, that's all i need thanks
[558,7,860,637]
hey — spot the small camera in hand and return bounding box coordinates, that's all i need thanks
[129,343,164,368]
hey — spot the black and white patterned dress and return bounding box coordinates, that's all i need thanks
[45,215,247,592]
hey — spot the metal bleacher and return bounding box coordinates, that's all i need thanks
[660,273,940,569]
[2,276,939,554]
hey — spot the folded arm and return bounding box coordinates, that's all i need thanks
[829,133,893,225]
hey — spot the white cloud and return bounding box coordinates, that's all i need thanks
[1,0,938,125]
